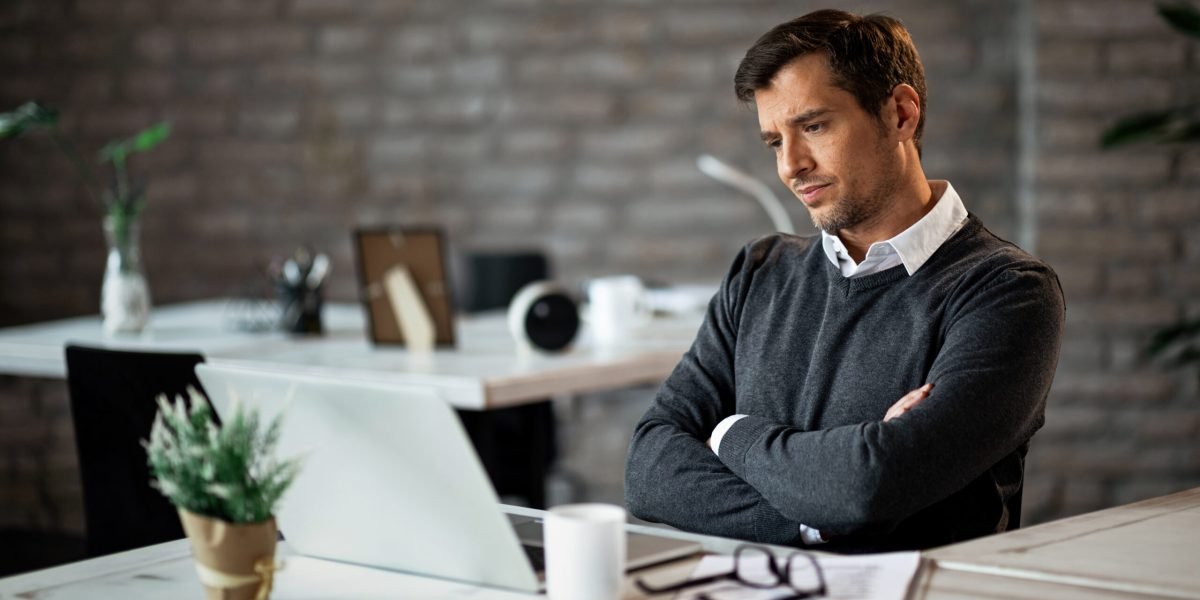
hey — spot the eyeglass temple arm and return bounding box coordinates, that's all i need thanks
[633,570,737,594]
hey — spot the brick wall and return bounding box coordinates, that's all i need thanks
[1023,0,1200,521]
[0,377,80,534]
[0,0,1196,545]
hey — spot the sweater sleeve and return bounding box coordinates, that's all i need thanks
[714,260,1065,537]
[624,239,805,545]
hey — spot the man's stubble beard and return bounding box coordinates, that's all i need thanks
[810,178,895,234]
[809,138,900,236]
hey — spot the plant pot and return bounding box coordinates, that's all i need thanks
[101,214,151,335]
[178,509,279,600]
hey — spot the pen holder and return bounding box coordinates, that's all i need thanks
[277,282,323,335]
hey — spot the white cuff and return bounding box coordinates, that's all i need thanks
[710,414,748,456]
[799,524,826,545]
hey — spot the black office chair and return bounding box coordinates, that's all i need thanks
[64,345,211,557]
[1006,487,1024,531]
[1003,444,1029,531]
[456,251,559,508]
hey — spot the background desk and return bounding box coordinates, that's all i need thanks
[0,298,703,534]
[0,299,703,409]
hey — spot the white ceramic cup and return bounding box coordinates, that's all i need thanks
[544,503,627,600]
[586,275,650,345]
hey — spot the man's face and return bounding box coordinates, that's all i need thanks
[755,53,901,235]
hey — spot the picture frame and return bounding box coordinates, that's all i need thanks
[352,226,457,347]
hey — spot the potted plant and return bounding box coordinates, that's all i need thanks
[144,389,301,600]
[0,101,170,334]
[1100,2,1200,380]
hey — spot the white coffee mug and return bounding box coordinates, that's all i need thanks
[544,503,627,600]
[586,275,650,345]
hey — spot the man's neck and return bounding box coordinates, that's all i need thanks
[837,174,939,263]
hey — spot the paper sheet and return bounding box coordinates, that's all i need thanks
[670,551,922,600]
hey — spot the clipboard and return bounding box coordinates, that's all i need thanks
[352,226,457,348]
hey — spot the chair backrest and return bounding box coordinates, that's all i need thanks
[64,345,208,557]
[1005,443,1029,531]
[460,251,549,313]
[454,251,556,508]
[1007,486,1024,530]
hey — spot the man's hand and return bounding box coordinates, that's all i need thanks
[884,383,933,422]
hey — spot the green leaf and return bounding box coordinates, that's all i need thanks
[1165,345,1200,367]
[1159,2,1200,38]
[144,387,301,524]
[1146,317,1200,357]
[1100,105,1200,148]
[97,121,170,164]
[131,121,170,152]
[97,140,127,165]
[0,102,59,138]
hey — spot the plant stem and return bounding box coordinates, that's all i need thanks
[113,152,129,213]
[49,130,99,207]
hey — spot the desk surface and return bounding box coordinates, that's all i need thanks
[0,299,703,409]
[926,486,1200,599]
[0,505,748,600]
[3,496,1188,600]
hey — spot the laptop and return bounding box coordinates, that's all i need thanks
[195,363,701,593]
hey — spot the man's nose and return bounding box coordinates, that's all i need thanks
[778,140,815,180]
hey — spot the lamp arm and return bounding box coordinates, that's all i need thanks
[696,154,796,235]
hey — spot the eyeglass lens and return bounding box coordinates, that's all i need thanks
[786,554,824,592]
[734,546,781,587]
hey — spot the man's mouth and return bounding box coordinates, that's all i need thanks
[796,183,831,205]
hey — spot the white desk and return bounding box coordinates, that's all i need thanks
[0,299,702,409]
[926,486,1200,599]
[0,506,744,600]
[5,496,1192,600]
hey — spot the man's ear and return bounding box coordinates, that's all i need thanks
[887,83,921,143]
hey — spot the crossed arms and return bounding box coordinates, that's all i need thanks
[623,248,1064,546]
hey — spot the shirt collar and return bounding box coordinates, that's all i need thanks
[820,180,968,276]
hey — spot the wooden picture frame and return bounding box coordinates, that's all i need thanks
[353,227,456,347]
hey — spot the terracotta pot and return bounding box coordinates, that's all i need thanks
[178,509,279,600]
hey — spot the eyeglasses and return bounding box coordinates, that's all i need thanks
[634,544,827,599]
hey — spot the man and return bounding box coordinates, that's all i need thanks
[624,9,1064,553]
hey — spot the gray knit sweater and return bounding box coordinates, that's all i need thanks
[624,215,1065,552]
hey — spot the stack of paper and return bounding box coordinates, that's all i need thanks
[672,551,922,600]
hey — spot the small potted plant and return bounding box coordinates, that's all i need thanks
[144,389,301,600]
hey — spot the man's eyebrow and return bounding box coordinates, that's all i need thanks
[759,108,833,142]
[788,108,831,126]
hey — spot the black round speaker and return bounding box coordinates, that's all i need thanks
[508,282,581,352]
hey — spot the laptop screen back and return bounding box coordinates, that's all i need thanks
[195,364,541,593]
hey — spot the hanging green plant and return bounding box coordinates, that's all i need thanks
[1099,2,1200,376]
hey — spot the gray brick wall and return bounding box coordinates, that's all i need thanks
[1025,0,1200,521]
[0,377,81,534]
[0,0,1196,543]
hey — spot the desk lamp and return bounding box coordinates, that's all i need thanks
[696,154,796,234]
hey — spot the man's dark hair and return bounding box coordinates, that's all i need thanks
[734,9,928,153]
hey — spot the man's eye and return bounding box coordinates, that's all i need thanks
[804,123,824,134]
[766,139,782,150]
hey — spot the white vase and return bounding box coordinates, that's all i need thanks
[101,215,151,335]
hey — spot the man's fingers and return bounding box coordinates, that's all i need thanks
[884,383,934,422]
[893,384,931,409]
[902,383,934,408]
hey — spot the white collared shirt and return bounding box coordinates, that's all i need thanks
[709,180,969,545]
[820,180,968,278]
